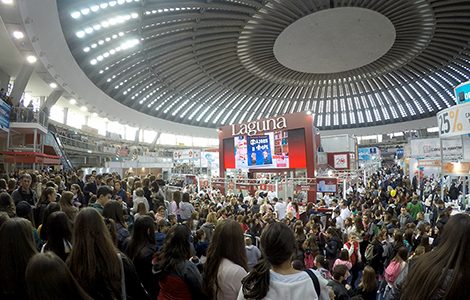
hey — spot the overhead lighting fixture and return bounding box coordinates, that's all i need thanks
[2,0,13,4]
[104,117,108,121]
[80,106,87,111]
[13,31,24,39]
[92,112,98,117]
[71,12,80,18]
[49,83,58,88]
[69,99,76,105]
[307,111,312,115]
[76,31,85,38]
[26,55,37,63]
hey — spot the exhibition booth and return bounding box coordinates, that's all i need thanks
[216,111,337,202]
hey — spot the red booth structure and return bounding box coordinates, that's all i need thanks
[2,151,61,165]
[218,111,321,202]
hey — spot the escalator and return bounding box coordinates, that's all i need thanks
[46,131,74,170]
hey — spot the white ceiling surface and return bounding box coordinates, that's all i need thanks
[274,7,396,74]
[12,0,218,138]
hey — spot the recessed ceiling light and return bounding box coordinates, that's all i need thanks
[92,113,98,117]
[71,12,80,18]
[81,8,90,15]
[26,55,37,63]
[76,31,85,38]
[2,0,13,4]
[80,106,87,111]
[104,117,108,121]
[13,31,24,39]
[69,99,76,105]
[50,83,57,88]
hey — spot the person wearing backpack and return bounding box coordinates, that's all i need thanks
[384,247,408,298]
[325,228,341,271]
[367,231,386,278]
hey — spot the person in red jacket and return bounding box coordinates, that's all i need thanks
[343,233,362,288]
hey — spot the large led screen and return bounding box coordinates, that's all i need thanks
[225,128,306,170]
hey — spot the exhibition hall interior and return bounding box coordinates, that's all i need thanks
[1,0,470,300]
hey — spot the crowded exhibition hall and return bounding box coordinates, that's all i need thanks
[1,0,470,299]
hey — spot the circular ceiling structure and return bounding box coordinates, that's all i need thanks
[273,7,396,74]
[56,0,470,130]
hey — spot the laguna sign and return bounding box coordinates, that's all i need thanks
[231,117,287,136]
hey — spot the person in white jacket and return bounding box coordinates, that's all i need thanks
[131,188,149,213]
[238,222,330,300]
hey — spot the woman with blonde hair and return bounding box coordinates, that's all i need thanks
[201,211,217,242]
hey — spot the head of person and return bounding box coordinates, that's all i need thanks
[70,184,82,196]
[95,174,102,185]
[128,215,157,261]
[241,222,296,299]
[359,266,378,293]
[156,224,192,272]
[21,173,32,190]
[0,192,16,217]
[114,181,122,191]
[402,214,470,300]
[203,219,248,297]
[102,200,127,229]
[96,186,113,206]
[0,218,37,296]
[45,211,72,261]
[59,191,74,208]
[206,212,217,224]
[26,252,94,300]
[182,192,190,203]
[67,208,121,297]
[332,264,349,282]
[401,207,407,216]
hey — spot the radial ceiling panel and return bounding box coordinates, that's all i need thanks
[57,0,470,129]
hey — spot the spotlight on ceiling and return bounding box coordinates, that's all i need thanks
[26,55,37,63]
[49,83,58,88]
[306,111,312,115]
[13,31,24,39]
[80,106,87,111]
[92,112,98,117]
[69,99,76,105]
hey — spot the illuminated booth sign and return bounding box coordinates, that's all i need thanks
[219,111,319,201]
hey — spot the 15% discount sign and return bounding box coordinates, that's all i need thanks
[437,102,470,138]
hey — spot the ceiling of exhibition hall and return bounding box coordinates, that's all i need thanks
[57,0,470,129]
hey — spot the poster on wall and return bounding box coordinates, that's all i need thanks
[234,132,290,169]
[410,138,462,157]
[247,134,273,167]
[0,98,11,133]
[334,154,348,169]
[408,158,441,180]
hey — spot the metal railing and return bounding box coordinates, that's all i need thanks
[10,107,49,128]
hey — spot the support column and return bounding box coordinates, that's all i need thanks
[85,115,89,126]
[134,128,141,145]
[39,96,46,108]
[41,90,63,111]
[149,132,161,151]
[63,107,68,125]
[9,62,35,105]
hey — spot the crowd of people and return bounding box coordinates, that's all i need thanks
[0,165,469,300]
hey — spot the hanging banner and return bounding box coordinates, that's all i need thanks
[334,154,348,168]
[0,98,11,133]
[410,138,462,157]
[437,101,470,138]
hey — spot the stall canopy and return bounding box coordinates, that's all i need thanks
[2,151,61,165]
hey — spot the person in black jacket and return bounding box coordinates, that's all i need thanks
[126,216,159,299]
[325,227,340,271]
[369,232,386,277]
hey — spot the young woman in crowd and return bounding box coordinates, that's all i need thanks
[203,219,248,300]
[126,215,159,299]
[42,211,73,261]
[0,218,37,300]
[35,186,55,226]
[325,227,341,270]
[70,183,86,209]
[26,252,94,300]
[201,212,217,242]
[67,208,150,300]
[59,191,79,223]
[355,266,377,300]
[303,233,320,269]
[0,191,16,217]
[171,190,181,222]
[239,222,330,300]
[180,192,195,223]
[102,200,131,251]
[154,224,205,300]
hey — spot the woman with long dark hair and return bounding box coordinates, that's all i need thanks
[0,191,16,217]
[154,224,205,300]
[70,183,86,209]
[26,252,94,300]
[38,202,60,241]
[127,215,158,299]
[203,220,248,300]
[238,222,329,300]
[103,200,131,251]
[42,211,72,261]
[325,227,341,270]
[389,216,470,299]
[0,218,37,300]
[171,190,182,223]
[67,208,150,300]
[355,266,377,300]
[35,186,55,227]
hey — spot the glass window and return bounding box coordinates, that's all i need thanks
[160,133,176,145]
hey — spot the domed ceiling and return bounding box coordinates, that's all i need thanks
[57,0,470,129]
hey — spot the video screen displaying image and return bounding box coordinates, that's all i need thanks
[234,131,289,169]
